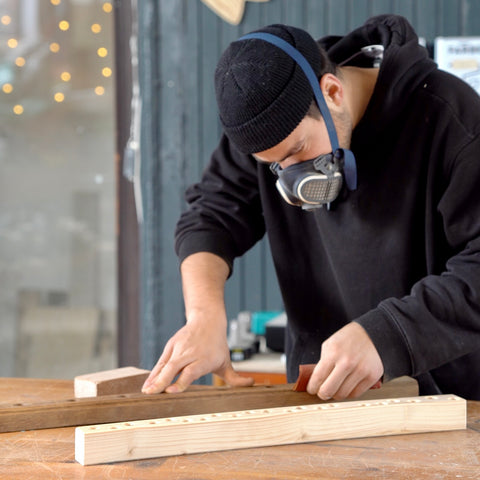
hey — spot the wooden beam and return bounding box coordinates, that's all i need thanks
[75,394,466,465]
[0,376,417,433]
[74,367,150,398]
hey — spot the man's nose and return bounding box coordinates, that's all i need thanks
[278,157,302,169]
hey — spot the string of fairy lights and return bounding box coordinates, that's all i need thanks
[1,0,114,116]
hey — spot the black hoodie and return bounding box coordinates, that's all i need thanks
[175,15,480,399]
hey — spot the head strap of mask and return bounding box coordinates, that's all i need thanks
[238,32,358,196]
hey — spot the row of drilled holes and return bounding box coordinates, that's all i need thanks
[87,395,460,431]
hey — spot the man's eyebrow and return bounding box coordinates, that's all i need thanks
[253,139,304,164]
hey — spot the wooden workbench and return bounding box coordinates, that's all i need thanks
[1,378,479,479]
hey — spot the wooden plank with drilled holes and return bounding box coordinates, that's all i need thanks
[75,394,467,465]
[0,377,417,433]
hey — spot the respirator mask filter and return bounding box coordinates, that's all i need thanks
[271,151,344,210]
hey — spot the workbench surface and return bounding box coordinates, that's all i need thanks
[0,378,479,479]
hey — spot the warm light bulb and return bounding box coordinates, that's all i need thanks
[95,86,105,96]
[13,104,24,115]
[91,23,102,34]
[15,57,26,67]
[49,42,60,53]
[54,92,65,103]
[51,0,61,5]
[7,38,18,48]
[60,71,71,82]
[1,15,11,25]
[2,83,13,94]
[59,20,70,31]
[102,67,112,78]
[102,2,113,13]
[97,47,108,58]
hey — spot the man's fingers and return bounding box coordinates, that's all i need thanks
[308,364,383,400]
[306,322,384,400]
[324,371,363,400]
[165,362,254,393]
[315,365,349,400]
[142,361,166,391]
[221,364,255,387]
[165,363,204,393]
[306,360,334,398]
[308,363,381,400]
[142,359,183,394]
[142,342,174,392]
[347,376,383,399]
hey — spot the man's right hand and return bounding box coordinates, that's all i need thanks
[141,252,254,395]
[141,317,254,394]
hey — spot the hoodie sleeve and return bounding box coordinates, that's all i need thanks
[356,131,480,382]
[175,134,266,274]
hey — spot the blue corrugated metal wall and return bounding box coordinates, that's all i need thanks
[138,0,480,369]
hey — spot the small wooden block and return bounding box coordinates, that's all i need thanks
[75,394,466,465]
[74,367,150,398]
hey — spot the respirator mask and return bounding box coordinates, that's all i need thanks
[270,151,344,210]
[238,33,382,210]
[270,149,357,210]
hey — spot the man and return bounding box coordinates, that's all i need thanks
[142,15,480,399]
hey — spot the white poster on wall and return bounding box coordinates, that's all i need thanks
[435,37,480,94]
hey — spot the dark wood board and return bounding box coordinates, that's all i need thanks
[0,376,417,433]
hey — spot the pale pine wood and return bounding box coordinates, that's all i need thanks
[200,0,245,25]
[74,367,150,398]
[75,394,466,465]
[200,0,270,26]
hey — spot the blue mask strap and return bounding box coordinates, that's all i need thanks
[238,32,357,191]
[343,150,357,191]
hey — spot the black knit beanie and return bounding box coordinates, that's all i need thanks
[214,24,322,154]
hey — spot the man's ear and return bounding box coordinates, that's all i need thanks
[319,74,343,107]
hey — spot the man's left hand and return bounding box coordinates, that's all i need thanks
[307,322,384,400]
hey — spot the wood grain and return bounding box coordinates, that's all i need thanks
[1,378,479,480]
[0,376,417,433]
[74,367,150,398]
[75,394,466,465]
